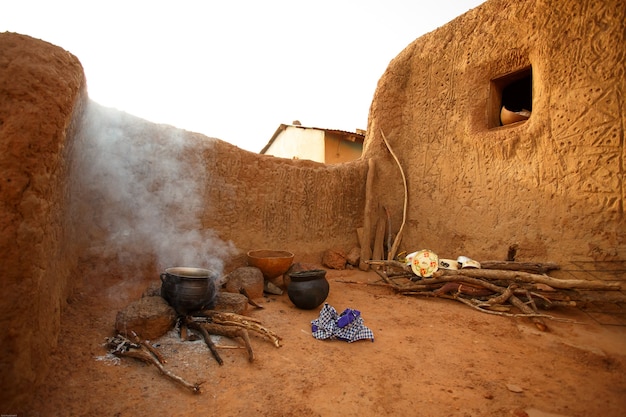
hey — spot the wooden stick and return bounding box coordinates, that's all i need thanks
[365,261,614,293]
[433,282,494,297]
[395,275,507,294]
[522,289,540,314]
[180,323,188,341]
[508,294,547,331]
[390,275,548,330]
[201,312,282,348]
[452,296,580,324]
[384,206,393,257]
[334,279,393,287]
[130,332,166,364]
[201,311,264,324]
[485,285,516,305]
[240,287,264,308]
[107,335,201,394]
[212,319,281,348]
[386,271,415,278]
[380,129,408,262]
[359,158,376,271]
[371,205,387,267]
[356,227,365,251]
[373,266,395,286]
[186,320,224,365]
[116,349,202,393]
[202,322,255,363]
[480,261,560,273]
[366,259,411,271]
[439,269,620,290]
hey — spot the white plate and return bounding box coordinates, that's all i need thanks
[411,250,439,277]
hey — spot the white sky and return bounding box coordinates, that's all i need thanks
[2,0,484,152]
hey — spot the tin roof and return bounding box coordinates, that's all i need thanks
[260,123,365,154]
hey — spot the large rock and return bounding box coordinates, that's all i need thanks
[115,296,177,340]
[322,249,347,270]
[346,247,361,267]
[223,267,264,300]
[212,292,248,314]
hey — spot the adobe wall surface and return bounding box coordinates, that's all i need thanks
[364,0,625,263]
[70,102,367,280]
[203,141,367,257]
[0,33,86,410]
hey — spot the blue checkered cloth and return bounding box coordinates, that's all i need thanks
[311,303,374,343]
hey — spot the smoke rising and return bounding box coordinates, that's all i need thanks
[71,100,236,279]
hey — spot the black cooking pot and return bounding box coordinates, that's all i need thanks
[160,267,218,315]
[287,269,329,310]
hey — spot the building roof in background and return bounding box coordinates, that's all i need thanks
[260,123,365,154]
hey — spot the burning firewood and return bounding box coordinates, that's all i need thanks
[186,317,255,364]
[180,311,281,365]
[198,311,282,348]
[106,286,284,396]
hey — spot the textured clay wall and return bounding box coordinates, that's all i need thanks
[204,142,367,256]
[0,33,86,410]
[70,101,367,282]
[364,0,625,263]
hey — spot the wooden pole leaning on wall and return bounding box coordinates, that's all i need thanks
[371,204,387,269]
[380,130,408,261]
[359,158,376,271]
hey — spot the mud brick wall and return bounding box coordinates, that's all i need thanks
[0,33,86,411]
[365,0,625,263]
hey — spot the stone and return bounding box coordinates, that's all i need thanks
[223,267,264,300]
[322,249,347,270]
[346,247,361,266]
[142,281,162,298]
[505,383,524,393]
[212,292,248,314]
[115,296,177,340]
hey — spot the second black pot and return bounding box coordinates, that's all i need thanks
[287,269,329,310]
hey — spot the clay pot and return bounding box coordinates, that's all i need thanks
[160,267,218,315]
[287,269,329,310]
[246,250,294,279]
[500,106,530,125]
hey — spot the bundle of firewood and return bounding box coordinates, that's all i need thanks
[367,260,622,331]
[106,311,281,394]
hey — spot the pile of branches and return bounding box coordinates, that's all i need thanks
[107,332,203,394]
[106,311,281,394]
[367,260,622,331]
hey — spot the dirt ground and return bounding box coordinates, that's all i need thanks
[28,268,626,417]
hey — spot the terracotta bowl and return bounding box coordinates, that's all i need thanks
[246,250,294,279]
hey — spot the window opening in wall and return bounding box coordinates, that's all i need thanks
[489,67,532,128]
